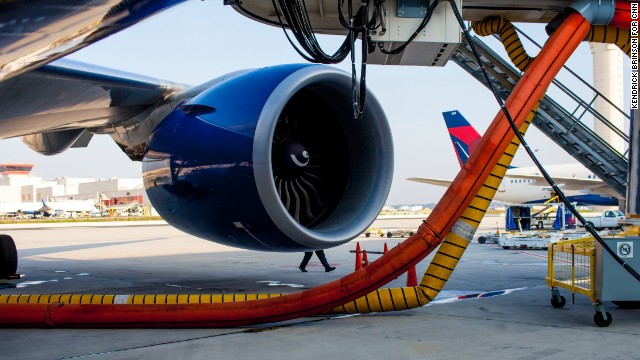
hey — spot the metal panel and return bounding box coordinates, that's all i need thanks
[597,237,640,301]
[397,0,430,18]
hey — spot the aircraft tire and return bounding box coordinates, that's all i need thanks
[0,234,17,278]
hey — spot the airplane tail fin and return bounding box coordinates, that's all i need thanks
[442,110,482,168]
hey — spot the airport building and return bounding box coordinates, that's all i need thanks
[0,163,147,212]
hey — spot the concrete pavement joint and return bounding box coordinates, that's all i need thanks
[52,318,333,359]
[422,312,640,336]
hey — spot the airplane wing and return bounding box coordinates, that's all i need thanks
[0,58,188,156]
[0,1,187,82]
[406,177,453,188]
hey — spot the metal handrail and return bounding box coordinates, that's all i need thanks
[510,26,630,147]
[455,34,629,196]
[514,26,631,121]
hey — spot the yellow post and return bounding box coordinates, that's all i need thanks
[589,248,595,301]
[570,245,575,295]
[548,243,555,287]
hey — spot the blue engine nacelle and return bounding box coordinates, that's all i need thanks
[142,64,393,251]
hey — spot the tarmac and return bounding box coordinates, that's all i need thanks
[0,215,638,360]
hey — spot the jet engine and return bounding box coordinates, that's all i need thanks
[142,64,393,251]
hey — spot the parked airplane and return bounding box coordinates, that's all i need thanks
[0,200,96,218]
[0,199,52,218]
[0,1,628,279]
[408,110,620,206]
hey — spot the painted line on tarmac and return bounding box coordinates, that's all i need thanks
[485,244,548,260]
[428,287,527,305]
[257,280,305,288]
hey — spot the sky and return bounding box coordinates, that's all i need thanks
[0,2,629,205]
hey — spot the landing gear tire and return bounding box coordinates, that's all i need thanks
[551,295,566,308]
[478,236,486,244]
[0,234,17,278]
[502,246,510,249]
[594,311,612,327]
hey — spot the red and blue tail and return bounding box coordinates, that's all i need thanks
[443,110,482,168]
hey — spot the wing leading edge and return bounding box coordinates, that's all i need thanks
[0,58,187,154]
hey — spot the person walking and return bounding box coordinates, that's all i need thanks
[299,250,336,272]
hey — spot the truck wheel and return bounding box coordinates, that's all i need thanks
[409,231,414,236]
[536,221,543,229]
[586,221,594,229]
[365,233,370,238]
[386,232,392,238]
[478,236,486,244]
[502,246,510,249]
[0,235,18,278]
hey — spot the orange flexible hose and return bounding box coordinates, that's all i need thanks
[0,11,592,328]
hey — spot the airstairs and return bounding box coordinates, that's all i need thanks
[451,30,629,198]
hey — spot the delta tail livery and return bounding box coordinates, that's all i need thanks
[408,111,620,206]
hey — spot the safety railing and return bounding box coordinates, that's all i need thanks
[546,237,595,300]
[453,32,629,197]
[510,26,630,156]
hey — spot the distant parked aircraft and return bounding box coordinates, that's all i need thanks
[408,110,619,206]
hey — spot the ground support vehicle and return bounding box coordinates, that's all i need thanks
[498,230,590,250]
[364,229,384,238]
[477,231,500,244]
[385,229,415,238]
[580,210,624,230]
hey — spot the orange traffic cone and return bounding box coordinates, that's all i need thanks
[406,265,418,287]
[383,243,389,254]
[362,250,369,267]
[355,242,362,271]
